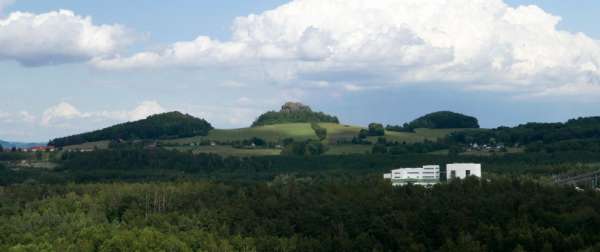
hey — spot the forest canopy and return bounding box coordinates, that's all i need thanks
[388,111,480,132]
[49,112,213,147]
[252,102,339,127]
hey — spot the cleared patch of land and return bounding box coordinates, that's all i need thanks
[164,123,318,144]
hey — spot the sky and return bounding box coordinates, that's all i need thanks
[1,0,600,142]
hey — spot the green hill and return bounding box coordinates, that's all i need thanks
[408,111,479,129]
[388,111,480,132]
[49,112,213,147]
[163,123,466,156]
[252,102,339,127]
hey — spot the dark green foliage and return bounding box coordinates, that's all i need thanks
[2,178,600,251]
[311,123,328,141]
[281,140,327,156]
[358,129,369,139]
[388,111,480,132]
[449,116,600,149]
[16,149,596,185]
[252,103,339,127]
[372,144,388,154]
[48,112,213,147]
[368,123,385,136]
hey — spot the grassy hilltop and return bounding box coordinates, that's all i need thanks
[52,102,480,156]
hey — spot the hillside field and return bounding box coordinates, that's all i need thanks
[59,123,478,156]
[163,123,470,145]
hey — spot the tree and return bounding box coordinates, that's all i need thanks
[0,144,3,152]
[281,140,327,156]
[358,129,369,139]
[368,123,385,136]
[311,123,328,141]
[252,102,339,127]
[372,144,387,154]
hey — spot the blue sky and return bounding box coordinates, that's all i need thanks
[1,0,600,142]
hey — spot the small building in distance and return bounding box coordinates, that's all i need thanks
[447,163,482,180]
[384,163,482,187]
[383,165,440,187]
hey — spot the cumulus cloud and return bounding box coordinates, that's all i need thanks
[41,101,165,127]
[0,9,130,66]
[93,0,600,97]
[125,101,166,121]
[41,102,88,126]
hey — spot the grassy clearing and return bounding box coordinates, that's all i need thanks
[164,123,318,144]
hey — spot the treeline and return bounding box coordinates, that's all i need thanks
[49,112,213,147]
[0,149,587,185]
[387,111,480,132]
[2,177,600,251]
[252,111,339,127]
[449,116,600,147]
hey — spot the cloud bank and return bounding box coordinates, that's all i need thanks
[41,101,165,127]
[94,0,600,96]
[0,9,129,66]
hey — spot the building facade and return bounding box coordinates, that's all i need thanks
[446,163,482,180]
[383,165,440,186]
[384,163,482,187]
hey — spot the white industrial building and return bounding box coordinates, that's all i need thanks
[383,165,440,186]
[384,163,482,187]
[446,163,482,180]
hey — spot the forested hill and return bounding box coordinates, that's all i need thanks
[49,112,213,147]
[387,111,480,132]
[449,116,600,149]
[408,111,480,129]
[251,102,340,127]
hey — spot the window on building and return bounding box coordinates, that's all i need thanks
[466,170,471,176]
[451,170,456,179]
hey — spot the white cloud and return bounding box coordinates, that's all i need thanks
[0,9,130,66]
[41,102,88,126]
[127,101,165,121]
[0,110,35,124]
[94,0,600,97]
[343,84,365,92]
[41,101,165,127]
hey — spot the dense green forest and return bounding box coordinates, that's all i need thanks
[448,116,600,147]
[387,111,480,132]
[6,108,600,251]
[1,148,598,185]
[252,102,339,127]
[49,112,213,147]
[2,177,600,251]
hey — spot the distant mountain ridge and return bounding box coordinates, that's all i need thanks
[252,102,340,127]
[48,112,213,147]
[0,140,45,149]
